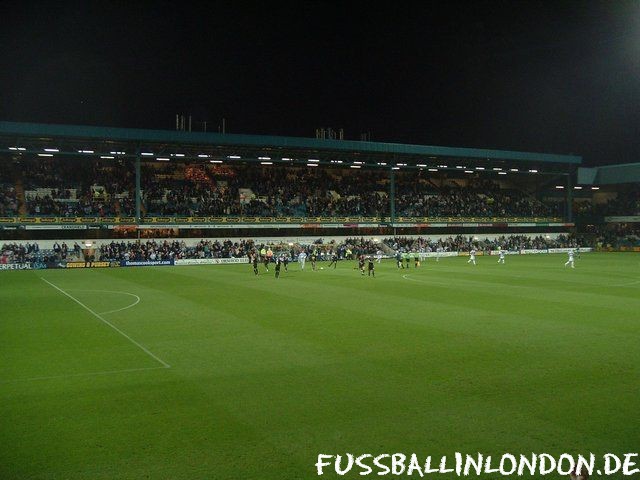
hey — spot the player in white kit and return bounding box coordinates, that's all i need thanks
[436,246,443,262]
[564,249,575,268]
[298,251,307,270]
[498,249,505,264]
[376,249,383,263]
[468,248,477,265]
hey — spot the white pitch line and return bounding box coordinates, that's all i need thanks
[99,294,141,315]
[40,278,170,369]
[73,290,141,315]
[2,366,168,383]
[63,289,142,315]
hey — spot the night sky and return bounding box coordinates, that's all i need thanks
[0,1,638,165]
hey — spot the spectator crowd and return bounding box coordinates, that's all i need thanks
[1,159,638,221]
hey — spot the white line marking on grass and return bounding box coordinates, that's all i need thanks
[40,278,170,368]
[2,366,168,383]
[66,289,141,315]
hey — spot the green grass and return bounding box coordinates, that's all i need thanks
[1,252,639,479]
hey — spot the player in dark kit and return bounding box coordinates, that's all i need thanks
[282,254,289,272]
[275,257,282,278]
[358,255,366,275]
[310,253,317,271]
[252,253,259,275]
[328,252,339,269]
[396,251,404,269]
[367,256,375,277]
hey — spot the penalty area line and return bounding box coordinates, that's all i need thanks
[40,277,171,369]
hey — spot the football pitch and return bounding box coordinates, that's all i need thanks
[1,252,639,479]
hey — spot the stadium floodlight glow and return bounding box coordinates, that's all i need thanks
[172,153,185,157]
[574,186,583,190]
[8,147,17,150]
[100,155,114,159]
[493,167,502,171]
[428,168,438,172]
[308,159,320,163]
[258,156,271,160]
[330,160,343,164]
[529,169,538,173]
[416,164,427,167]
[555,185,565,189]
[591,186,600,190]
[156,157,170,161]
[228,155,241,159]
[456,165,465,169]
[198,154,210,158]
[377,162,387,166]
[37,153,53,157]
[510,168,519,172]
[281,157,292,161]
[43,148,59,152]
[464,170,474,174]
[260,161,273,165]
[78,150,94,154]
[498,171,507,175]
[437,164,448,168]
[350,165,361,169]
[475,167,485,170]
[110,151,126,155]
[141,152,154,156]
[210,160,223,163]
[306,163,318,167]
[392,167,400,170]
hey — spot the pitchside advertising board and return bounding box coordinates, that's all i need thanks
[120,260,174,267]
[485,248,593,255]
[174,258,248,266]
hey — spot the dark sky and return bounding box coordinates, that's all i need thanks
[0,1,638,165]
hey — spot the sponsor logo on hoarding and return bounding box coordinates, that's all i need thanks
[121,260,174,267]
[174,258,248,266]
[65,261,112,268]
[0,263,32,270]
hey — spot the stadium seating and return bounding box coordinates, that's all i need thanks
[1,160,637,220]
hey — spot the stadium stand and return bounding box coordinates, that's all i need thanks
[384,234,578,253]
[142,163,389,217]
[18,158,135,216]
[97,239,256,261]
[4,160,578,219]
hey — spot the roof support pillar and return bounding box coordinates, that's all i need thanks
[566,173,573,223]
[389,168,396,227]
[135,153,141,224]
